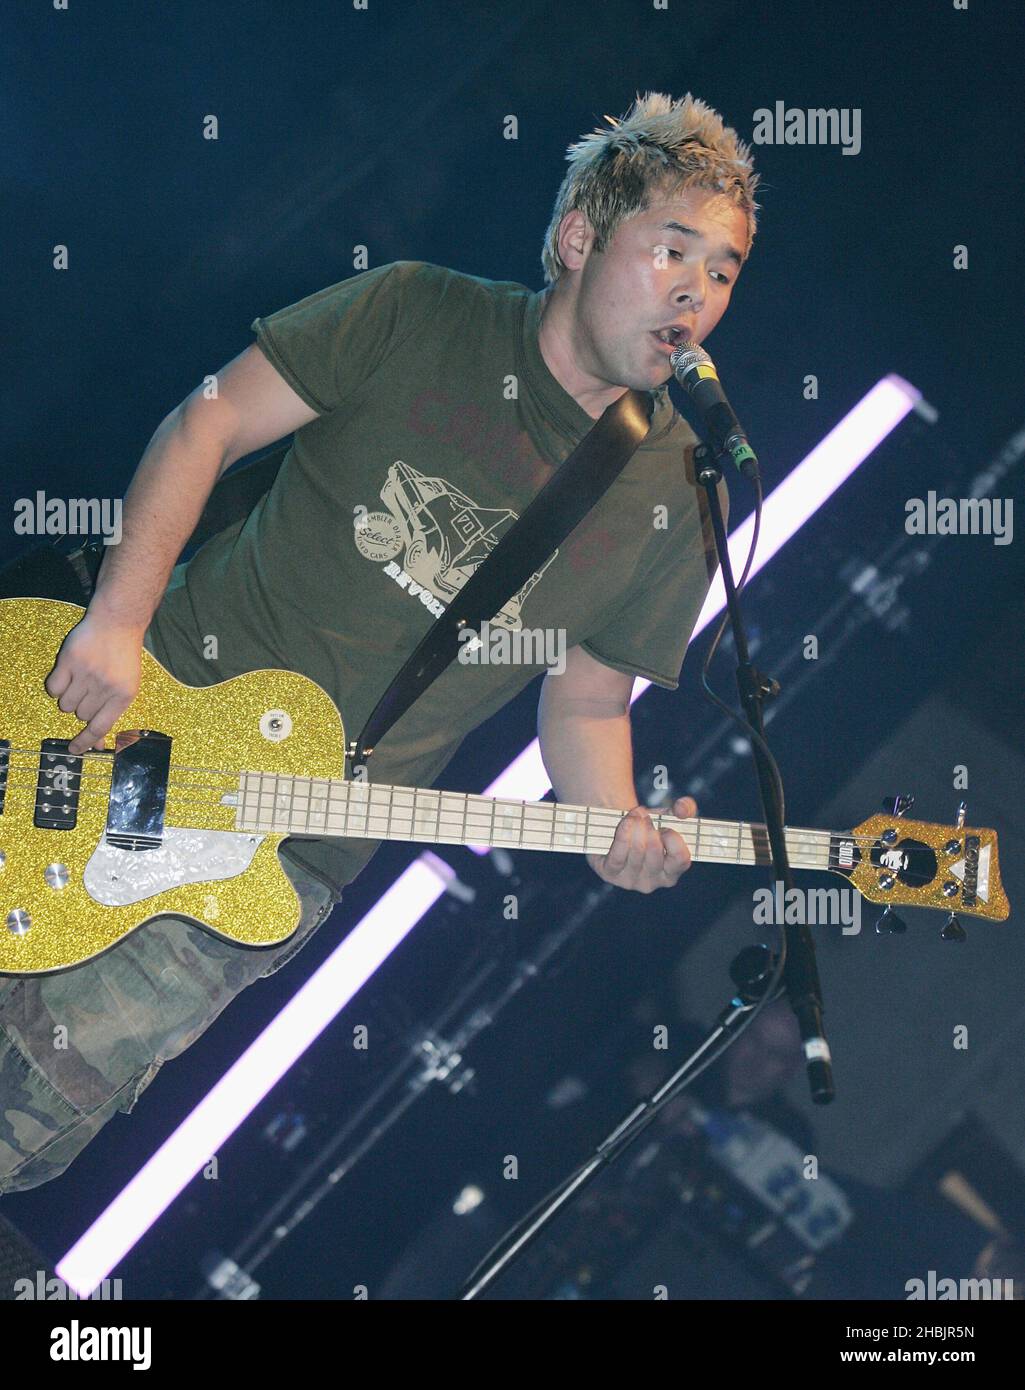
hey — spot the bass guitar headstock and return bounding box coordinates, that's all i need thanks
[835,796,1009,937]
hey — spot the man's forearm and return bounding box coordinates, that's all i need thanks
[537,684,639,810]
[537,679,695,892]
[88,401,232,632]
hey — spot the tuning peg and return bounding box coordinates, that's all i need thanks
[882,794,915,818]
[940,912,967,942]
[875,906,907,935]
[955,800,967,830]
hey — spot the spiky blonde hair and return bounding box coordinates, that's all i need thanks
[541,91,760,285]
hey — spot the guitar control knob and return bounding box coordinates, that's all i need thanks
[44,862,70,890]
[6,909,31,937]
[875,906,907,935]
[940,913,967,942]
[942,880,960,898]
[881,828,898,844]
[878,871,896,890]
[944,839,961,855]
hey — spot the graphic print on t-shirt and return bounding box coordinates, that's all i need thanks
[353,460,558,629]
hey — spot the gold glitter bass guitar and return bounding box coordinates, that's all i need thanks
[0,598,1010,975]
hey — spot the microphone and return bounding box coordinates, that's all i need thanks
[669,341,759,478]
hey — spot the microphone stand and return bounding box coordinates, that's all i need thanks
[693,441,834,1105]
[458,438,837,1299]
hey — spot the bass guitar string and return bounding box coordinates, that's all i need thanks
[0,773,892,855]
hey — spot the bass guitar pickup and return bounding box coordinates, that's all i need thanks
[34,739,83,830]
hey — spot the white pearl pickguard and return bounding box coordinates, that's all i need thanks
[83,827,265,906]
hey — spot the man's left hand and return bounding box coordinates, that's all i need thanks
[586,796,697,894]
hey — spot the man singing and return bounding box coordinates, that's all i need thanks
[0,91,759,1191]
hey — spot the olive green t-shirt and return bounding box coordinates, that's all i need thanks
[147,260,721,895]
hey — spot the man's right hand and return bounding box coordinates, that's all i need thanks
[45,612,147,755]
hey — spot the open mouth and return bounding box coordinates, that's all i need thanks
[651,326,692,354]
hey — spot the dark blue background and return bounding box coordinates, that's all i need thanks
[2,0,1023,1302]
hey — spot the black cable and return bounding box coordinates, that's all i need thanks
[699,474,787,827]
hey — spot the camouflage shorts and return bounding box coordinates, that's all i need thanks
[0,856,336,1194]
